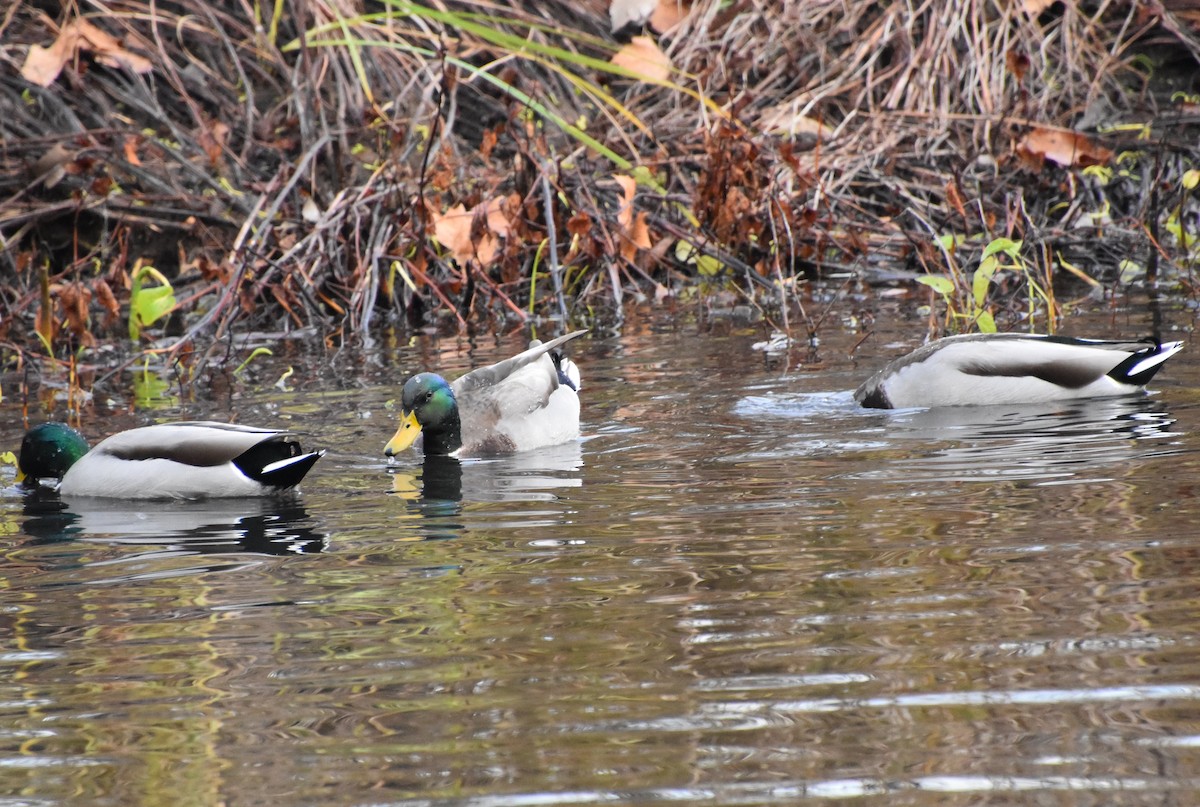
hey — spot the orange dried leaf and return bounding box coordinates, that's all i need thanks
[614,173,651,262]
[945,180,967,220]
[94,278,120,318]
[480,128,498,161]
[1005,49,1029,82]
[198,119,230,167]
[1017,126,1113,168]
[432,203,474,264]
[76,21,152,74]
[614,174,637,231]
[483,195,514,240]
[610,36,671,83]
[649,0,690,33]
[567,211,592,237]
[630,211,651,250]
[21,40,73,87]
[122,135,142,166]
[1022,0,1057,15]
[21,19,152,87]
[432,197,513,267]
[57,282,93,342]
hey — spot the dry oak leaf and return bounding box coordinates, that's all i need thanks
[1022,0,1057,15]
[431,196,514,267]
[610,36,671,83]
[649,0,690,32]
[615,175,637,231]
[613,174,651,262]
[432,203,474,265]
[21,19,152,87]
[1016,126,1113,168]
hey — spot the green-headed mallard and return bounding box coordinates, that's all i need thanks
[18,421,324,499]
[855,333,1184,409]
[385,330,587,458]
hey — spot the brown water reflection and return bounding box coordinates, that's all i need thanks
[2,312,1200,805]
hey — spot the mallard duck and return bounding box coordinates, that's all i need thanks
[385,329,587,458]
[855,333,1184,409]
[17,421,324,499]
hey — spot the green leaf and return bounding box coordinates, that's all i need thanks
[129,266,177,340]
[1118,259,1144,284]
[972,255,998,307]
[234,347,274,376]
[674,239,724,277]
[133,371,172,406]
[916,275,955,296]
[696,253,723,277]
[975,310,997,333]
[981,237,1021,261]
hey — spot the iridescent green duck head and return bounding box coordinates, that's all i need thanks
[18,423,91,486]
[384,373,463,457]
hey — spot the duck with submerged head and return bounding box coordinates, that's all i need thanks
[18,421,324,499]
[854,333,1184,409]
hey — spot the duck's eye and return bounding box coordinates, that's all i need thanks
[422,391,433,404]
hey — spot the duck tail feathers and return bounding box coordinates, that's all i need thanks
[1109,340,1185,386]
[236,443,325,490]
[259,450,325,490]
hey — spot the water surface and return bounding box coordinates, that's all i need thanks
[2,311,1199,805]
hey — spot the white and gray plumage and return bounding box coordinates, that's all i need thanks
[384,330,586,457]
[855,333,1184,409]
[18,421,324,499]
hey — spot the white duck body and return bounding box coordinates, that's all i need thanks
[855,333,1184,409]
[58,422,323,499]
[455,350,582,455]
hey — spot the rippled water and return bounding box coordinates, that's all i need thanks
[3,308,1200,805]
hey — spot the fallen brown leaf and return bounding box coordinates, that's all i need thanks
[1022,0,1057,15]
[613,174,651,262]
[567,211,592,237]
[433,204,473,265]
[649,0,690,33]
[122,135,142,166]
[431,196,514,267]
[21,19,152,88]
[1016,126,1113,168]
[614,174,637,231]
[757,102,828,140]
[945,179,967,220]
[611,36,671,83]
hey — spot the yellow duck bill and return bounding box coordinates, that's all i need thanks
[385,410,423,455]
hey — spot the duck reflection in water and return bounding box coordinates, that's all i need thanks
[865,395,1182,483]
[389,440,585,504]
[21,489,327,556]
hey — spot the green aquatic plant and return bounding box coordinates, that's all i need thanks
[129,265,177,341]
[920,236,1058,334]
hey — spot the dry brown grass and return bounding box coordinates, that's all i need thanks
[2,0,1199,388]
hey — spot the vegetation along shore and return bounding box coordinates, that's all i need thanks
[3,0,1200,402]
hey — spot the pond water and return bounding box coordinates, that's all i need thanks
[2,303,1200,806]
